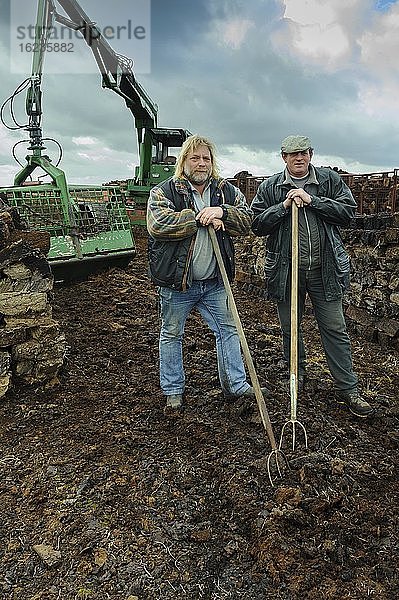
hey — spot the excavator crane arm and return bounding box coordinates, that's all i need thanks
[51,0,190,189]
[55,0,158,132]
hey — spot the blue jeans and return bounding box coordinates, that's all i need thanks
[277,268,358,392]
[158,279,249,396]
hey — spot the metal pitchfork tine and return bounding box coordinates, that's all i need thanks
[208,226,288,485]
[279,201,308,451]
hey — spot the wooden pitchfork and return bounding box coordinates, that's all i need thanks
[208,226,288,485]
[279,201,308,451]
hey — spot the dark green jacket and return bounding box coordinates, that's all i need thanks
[250,166,356,301]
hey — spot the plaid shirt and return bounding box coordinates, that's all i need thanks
[147,176,253,240]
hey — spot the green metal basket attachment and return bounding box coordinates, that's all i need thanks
[0,181,136,281]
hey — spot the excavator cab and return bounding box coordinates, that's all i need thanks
[140,127,191,187]
[150,128,190,166]
[126,127,191,225]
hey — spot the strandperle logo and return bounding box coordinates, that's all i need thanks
[15,21,147,42]
[10,0,151,74]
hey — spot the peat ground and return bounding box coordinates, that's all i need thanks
[0,227,398,599]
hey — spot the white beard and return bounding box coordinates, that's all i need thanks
[184,169,210,186]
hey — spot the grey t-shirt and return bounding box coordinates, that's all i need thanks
[190,182,217,281]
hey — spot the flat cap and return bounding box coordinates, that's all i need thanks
[281,135,312,153]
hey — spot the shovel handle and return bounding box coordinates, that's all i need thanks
[208,226,278,451]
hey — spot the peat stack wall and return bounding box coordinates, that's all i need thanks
[235,212,399,351]
[0,208,66,397]
[341,213,399,349]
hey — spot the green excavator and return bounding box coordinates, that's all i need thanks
[0,0,190,280]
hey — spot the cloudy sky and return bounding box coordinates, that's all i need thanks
[1,0,399,187]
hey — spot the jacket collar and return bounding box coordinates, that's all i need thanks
[173,177,192,196]
[277,164,326,187]
[173,176,224,195]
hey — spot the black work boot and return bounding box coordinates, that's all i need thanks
[165,394,183,409]
[336,390,374,418]
[240,386,272,399]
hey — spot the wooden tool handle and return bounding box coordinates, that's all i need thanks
[290,202,299,405]
[208,226,278,450]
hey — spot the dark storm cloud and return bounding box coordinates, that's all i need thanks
[1,0,399,185]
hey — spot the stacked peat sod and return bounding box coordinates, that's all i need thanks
[235,213,399,350]
[234,234,267,297]
[0,207,66,397]
[341,213,399,350]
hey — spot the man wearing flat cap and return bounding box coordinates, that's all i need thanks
[250,135,374,418]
